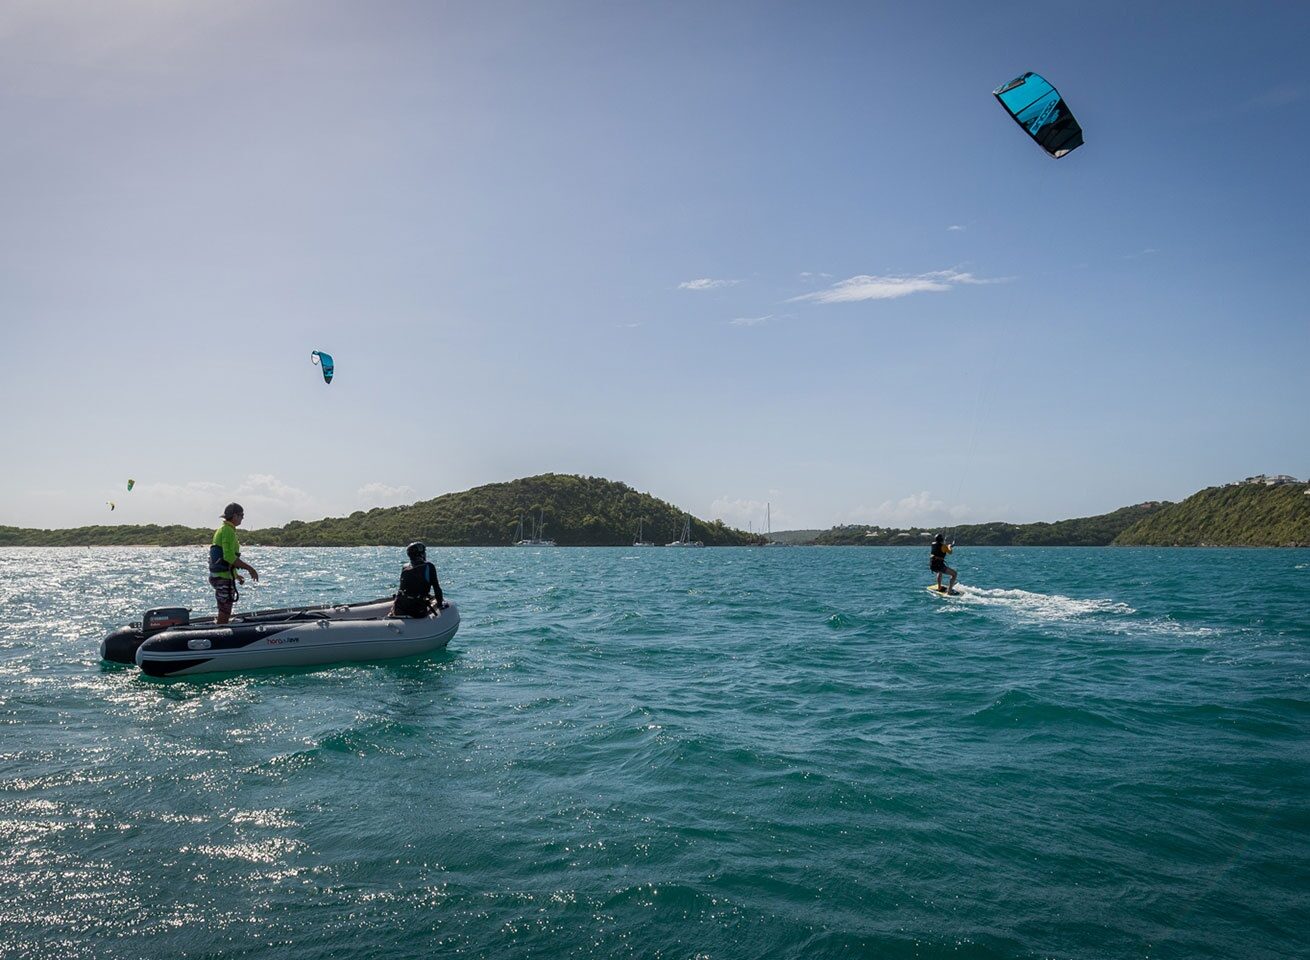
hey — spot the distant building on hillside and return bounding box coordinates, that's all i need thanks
[1240,474,1301,487]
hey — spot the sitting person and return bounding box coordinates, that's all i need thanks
[391,541,446,617]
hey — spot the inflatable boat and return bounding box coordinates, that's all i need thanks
[100,597,460,677]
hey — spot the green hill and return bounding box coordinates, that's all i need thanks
[0,523,210,547]
[0,474,761,547]
[1113,482,1310,546]
[811,501,1171,547]
[254,474,759,547]
[2,476,1305,548]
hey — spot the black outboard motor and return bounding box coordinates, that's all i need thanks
[100,607,191,665]
[144,608,190,633]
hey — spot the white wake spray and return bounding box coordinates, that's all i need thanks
[947,584,1135,621]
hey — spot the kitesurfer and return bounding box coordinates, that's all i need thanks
[930,533,957,594]
[391,542,446,618]
[210,503,259,624]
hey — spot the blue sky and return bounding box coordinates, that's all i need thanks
[2,1,1306,531]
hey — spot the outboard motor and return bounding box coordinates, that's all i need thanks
[144,608,190,634]
[99,607,191,665]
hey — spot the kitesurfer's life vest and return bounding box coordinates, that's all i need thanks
[394,561,443,617]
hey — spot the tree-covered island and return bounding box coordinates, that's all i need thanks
[0,474,1305,548]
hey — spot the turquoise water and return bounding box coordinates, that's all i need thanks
[1,546,1306,959]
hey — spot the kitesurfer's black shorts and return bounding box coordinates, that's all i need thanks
[391,594,432,618]
[930,557,946,574]
[210,576,237,606]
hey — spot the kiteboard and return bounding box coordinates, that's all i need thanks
[926,585,960,597]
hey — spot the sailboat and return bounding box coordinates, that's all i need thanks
[666,515,704,548]
[764,501,786,546]
[514,509,557,547]
[633,517,655,547]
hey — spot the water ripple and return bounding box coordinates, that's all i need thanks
[0,545,1305,959]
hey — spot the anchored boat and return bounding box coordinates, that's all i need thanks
[666,515,704,548]
[100,597,459,677]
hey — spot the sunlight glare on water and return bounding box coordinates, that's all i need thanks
[0,546,1306,959]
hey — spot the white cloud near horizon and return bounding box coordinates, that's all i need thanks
[357,482,417,508]
[791,269,1003,304]
[129,474,328,527]
[678,278,740,290]
[118,475,421,527]
[709,494,790,531]
[729,315,772,327]
[844,491,971,527]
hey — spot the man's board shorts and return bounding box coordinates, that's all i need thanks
[930,557,947,573]
[209,576,238,606]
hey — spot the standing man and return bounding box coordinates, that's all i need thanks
[210,502,259,623]
[930,533,957,594]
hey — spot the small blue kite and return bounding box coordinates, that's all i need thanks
[310,350,334,384]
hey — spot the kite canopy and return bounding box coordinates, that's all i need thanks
[993,71,1083,158]
[107,501,116,511]
[310,350,334,384]
[127,479,135,492]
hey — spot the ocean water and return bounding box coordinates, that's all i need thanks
[0,546,1306,960]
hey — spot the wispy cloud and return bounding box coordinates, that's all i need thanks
[357,482,416,508]
[791,269,1003,304]
[678,278,740,291]
[1246,83,1307,110]
[1124,247,1159,260]
[729,315,772,327]
[947,224,966,232]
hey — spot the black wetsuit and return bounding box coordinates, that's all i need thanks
[394,561,443,617]
[929,541,952,574]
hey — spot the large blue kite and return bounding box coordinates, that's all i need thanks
[993,71,1084,159]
